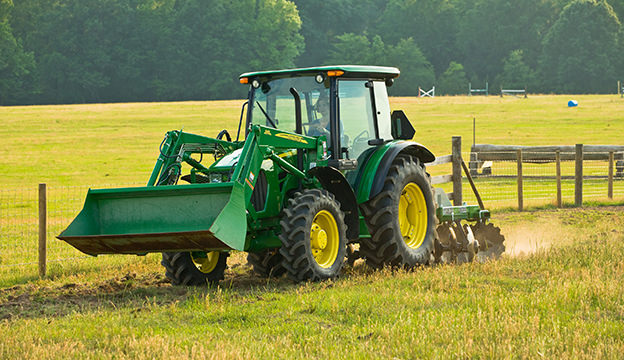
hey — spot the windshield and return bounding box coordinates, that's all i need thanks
[250,77,329,135]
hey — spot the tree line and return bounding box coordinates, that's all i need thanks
[1,0,623,105]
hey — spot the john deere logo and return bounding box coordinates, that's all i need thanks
[276,133,307,144]
[264,129,271,135]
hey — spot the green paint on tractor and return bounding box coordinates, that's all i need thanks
[59,65,505,284]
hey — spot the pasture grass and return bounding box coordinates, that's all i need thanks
[1,96,623,357]
[1,207,623,358]
[1,94,623,282]
[1,94,623,188]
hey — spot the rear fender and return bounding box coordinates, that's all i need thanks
[308,167,359,240]
[355,141,435,203]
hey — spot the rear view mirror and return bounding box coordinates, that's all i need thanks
[391,110,415,140]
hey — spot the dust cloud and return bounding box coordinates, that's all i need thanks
[499,221,568,257]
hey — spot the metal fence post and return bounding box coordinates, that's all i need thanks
[38,183,47,278]
[452,136,463,205]
[575,144,583,206]
[556,150,562,208]
[517,149,523,211]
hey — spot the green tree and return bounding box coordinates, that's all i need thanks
[496,50,537,91]
[328,34,434,95]
[170,0,304,101]
[326,33,384,65]
[456,0,561,82]
[0,0,35,105]
[438,61,468,95]
[385,38,435,96]
[8,0,303,103]
[293,0,385,67]
[608,0,624,20]
[539,0,621,93]
[376,0,460,76]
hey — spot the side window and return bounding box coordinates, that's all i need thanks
[373,81,392,140]
[338,80,375,160]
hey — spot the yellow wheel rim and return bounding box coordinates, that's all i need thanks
[399,183,428,249]
[191,251,220,273]
[310,210,340,268]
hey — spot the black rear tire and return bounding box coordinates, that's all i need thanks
[161,251,228,286]
[247,249,286,278]
[360,155,436,269]
[279,189,347,282]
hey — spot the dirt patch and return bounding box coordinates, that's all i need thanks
[0,272,180,320]
[0,262,293,321]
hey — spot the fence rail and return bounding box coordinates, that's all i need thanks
[427,139,624,210]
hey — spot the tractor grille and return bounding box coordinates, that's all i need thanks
[251,171,268,212]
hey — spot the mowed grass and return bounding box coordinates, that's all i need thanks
[1,208,623,358]
[1,94,623,188]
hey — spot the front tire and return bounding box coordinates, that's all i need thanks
[279,189,347,282]
[161,251,228,286]
[360,155,436,269]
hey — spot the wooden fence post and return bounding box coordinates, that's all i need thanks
[452,136,463,205]
[517,149,523,211]
[38,183,47,278]
[608,151,614,199]
[556,150,562,208]
[575,144,583,206]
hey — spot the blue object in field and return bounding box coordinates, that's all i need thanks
[568,100,578,107]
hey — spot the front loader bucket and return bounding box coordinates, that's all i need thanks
[58,183,248,255]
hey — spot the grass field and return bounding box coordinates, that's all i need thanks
[1,95,623,358]
[1,208,623,358]
[1,94,623,187]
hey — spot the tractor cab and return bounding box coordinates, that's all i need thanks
[240,66,411,167]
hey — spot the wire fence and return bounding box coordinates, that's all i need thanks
[431,151,624,208]
[0,184,141,271]
[1,151,622,276]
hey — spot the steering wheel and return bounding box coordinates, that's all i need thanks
[352,130,369,145]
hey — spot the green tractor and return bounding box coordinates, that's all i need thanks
[59,65,504,285]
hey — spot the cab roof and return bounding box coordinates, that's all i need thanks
[239,65,400,80]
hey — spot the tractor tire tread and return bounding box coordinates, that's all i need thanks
[279,189,347,282]
[360,155,436,269]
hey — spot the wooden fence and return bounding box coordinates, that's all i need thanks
[466,143,624,210]
[426,136,478,207]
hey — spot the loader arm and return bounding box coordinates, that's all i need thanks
[58,125,325,255]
